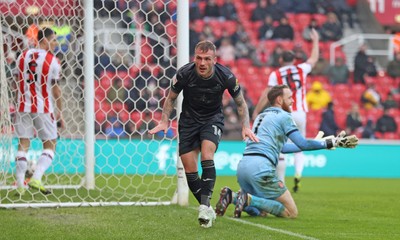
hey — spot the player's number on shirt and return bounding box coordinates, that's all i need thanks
[253,115,265,135]
[27,53,39,84]
[285,73,302,92]
[212,125,222,137]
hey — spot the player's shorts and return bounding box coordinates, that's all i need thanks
[178,117,223,156]
[14,112,58,141]
[237,155,287,200]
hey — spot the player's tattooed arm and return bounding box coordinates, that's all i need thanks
[234,92,259,142]
[161,91,178,123]
[233,92,250,129]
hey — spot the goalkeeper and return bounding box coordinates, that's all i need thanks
[215,85,358,218]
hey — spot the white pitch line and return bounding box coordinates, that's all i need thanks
[227,217,320,240]
[190,206,319,240]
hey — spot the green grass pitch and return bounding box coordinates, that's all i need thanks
[1,176,399,240]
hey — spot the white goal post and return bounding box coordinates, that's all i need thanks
[0,0,189,208]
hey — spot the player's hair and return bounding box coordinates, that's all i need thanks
[281,51,295,63]
[37,28,55,42]
[268,85,289,104]
[195,40,216,54]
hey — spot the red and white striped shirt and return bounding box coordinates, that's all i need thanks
[268,63,311,112]
[17,49,61,113]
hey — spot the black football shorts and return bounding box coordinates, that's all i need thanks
[178,118,224,155]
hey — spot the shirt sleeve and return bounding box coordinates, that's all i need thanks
[226,73,241,98]
[298,62,312,75]
[170,68,185,94]
[282,130,327,152]
[268,71,278,87]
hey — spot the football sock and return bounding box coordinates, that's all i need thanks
[186,172,202,204]
[294,152,305,178]
[247,194,285,216]
[200,160,216,207]
[15,151,28,188]
[276,154,286,183]
[32,149,54,181]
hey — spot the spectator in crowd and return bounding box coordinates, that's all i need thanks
[199,24,217,43]
[111,51,132,72]
[189,0,202,21]
[362,119,376,139]
[125,79,139,112]
[215,30,234,48]
[386,52,400,78]
[107,78,127,104]
[277,0,293,12]
[268,44,284,68]
[228,22,247,45]
[306,81,332,111]
[320,12,343,41]
[223,106,242,139]
[382,92,399,110]
[122,3,145,31]
[135,66,155,90]
[251,0,269,22]
[310,52,330,76]
[251,45,269,67]
[105,116,127,138]
[220,0,238,21]
[292,0,317,13]
[346,103,363,135]
[329,0,354,28]
[319,102,339,136]
[326,56,349,84]
[375,108,398,134]
[365,56,378,77]
[353,44,369,84]
[189,22,200,57]
[271,17,294,40]
[203,0,222,21]
[361,83,381,110]
[156,67,173,89]
[258,15,274,40]
[95,47,111,77]
[217,38,236,66]
[235,35,255,60]
[265,0,286,22]
[303,19,321,42]
[391,81,400,95]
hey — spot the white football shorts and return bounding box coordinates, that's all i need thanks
[14,112,57,141]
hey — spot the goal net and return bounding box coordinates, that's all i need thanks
[0,0,187,208]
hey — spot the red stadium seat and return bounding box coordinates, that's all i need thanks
[295,13,312,29]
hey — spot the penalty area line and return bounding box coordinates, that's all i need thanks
[227,217,320,240]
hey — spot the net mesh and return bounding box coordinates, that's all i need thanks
[0,0,179,207]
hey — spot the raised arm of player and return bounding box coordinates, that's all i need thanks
[52,81,64,129]
[305,28,320,68]
[149,78,179,135]
[252,86,270,120]
[233,91,259,142]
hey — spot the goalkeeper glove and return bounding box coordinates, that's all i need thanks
[315,131,336,150]
[325,131,359,149]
